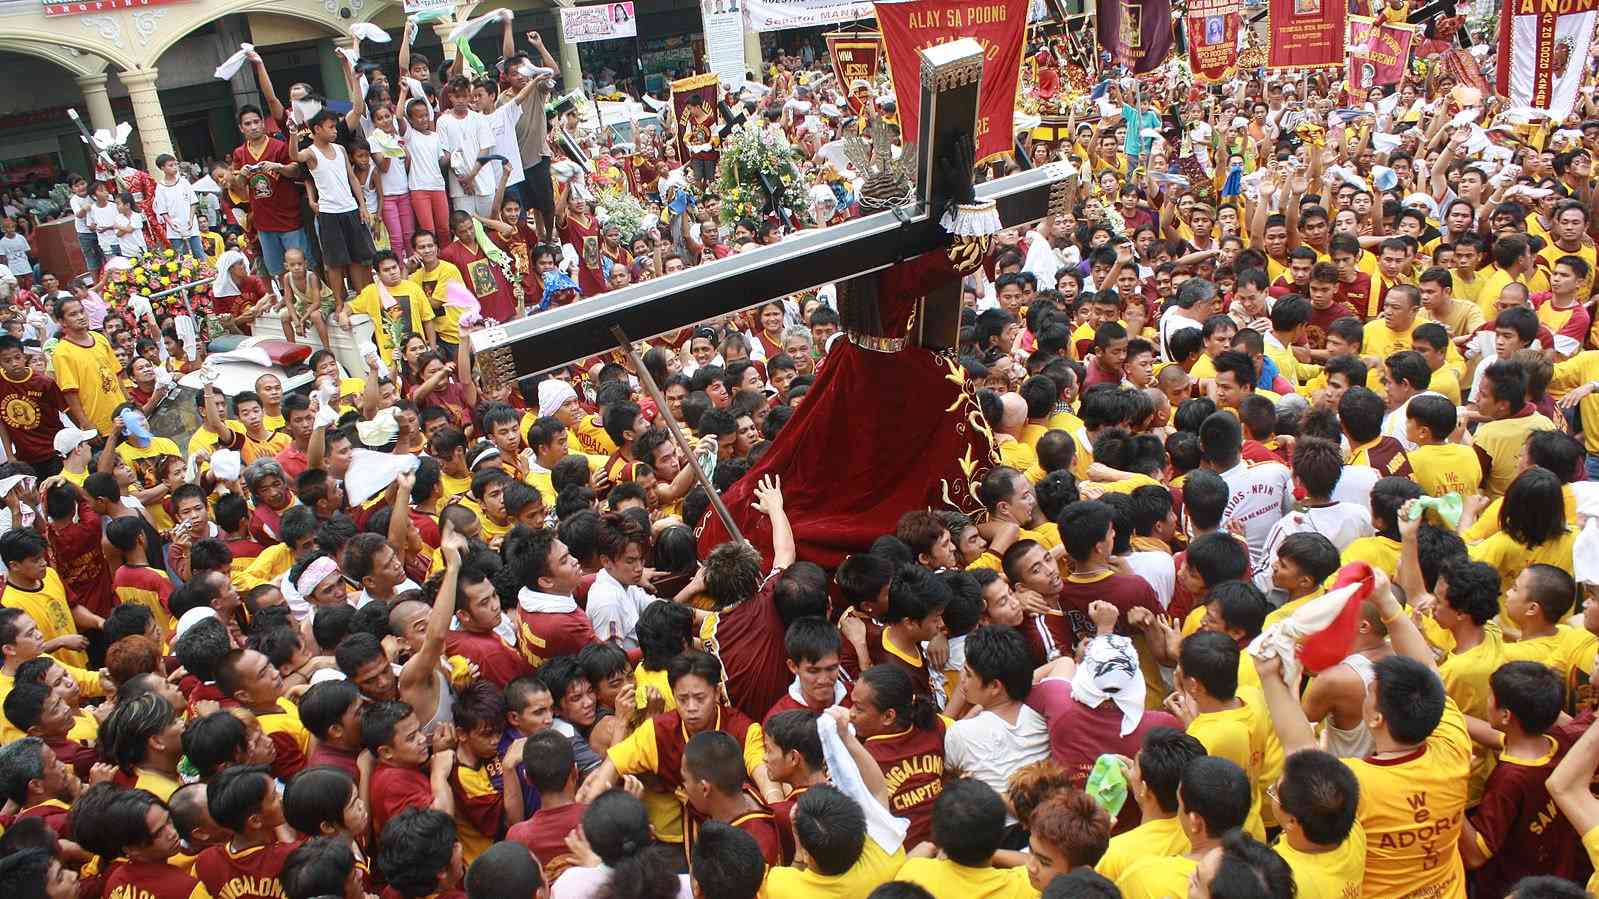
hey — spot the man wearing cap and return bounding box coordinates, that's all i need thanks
[52,427,97,489]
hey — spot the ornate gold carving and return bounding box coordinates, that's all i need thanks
[920,53,983,92]
[947,234,992,275]
[847,331,908,354]
[476,346,517,390]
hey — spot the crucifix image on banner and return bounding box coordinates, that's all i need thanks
[1498,0,1599,119]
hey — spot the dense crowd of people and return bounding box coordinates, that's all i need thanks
[3,7,1599,899]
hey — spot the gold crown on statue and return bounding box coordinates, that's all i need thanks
[845,116,918,210]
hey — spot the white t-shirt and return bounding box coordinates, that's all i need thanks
[484,102,525,188]
[373,131,411,196]
[1217,459,1294,565]
[436,109,497,197]
[944,704,1050,823]
[1250,502,1375,592]
[405,129,447,192]
[70,195,94,234]
[1159,308,1203,361]
[115,212,147,255]
[154,178,199,238]
[1126,550,1177,609]
[1330,464,1381,511]
[88,202,120,253]
[0,234,28,274]
[585,568,658,648]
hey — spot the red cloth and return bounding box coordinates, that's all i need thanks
[1306,299,1358,350]
[515,607,596,669]
[698,248,992,567]
[560,213,607,297]
[0,371,68,465]
[275,443,310,481]
[306,743,362,778]
[231,139,304,233]
[103,860,206,899]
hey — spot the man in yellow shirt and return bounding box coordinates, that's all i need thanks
[1255,568,1471,899]
[1472,360,1556,497]
[1476,234,1535,318]
[1268,749,1366,899]
[1361,284,1424,363]
[1416,267,1485,337]
[0,608,106,744]
[345,251,435,369]
[1499,565,1596,688]
[407,230,466,354]
[1116,755,1255,899]
[1551,349,1599,473]
[1095,728,1203,882]
[50,294,125,433]
[1404,396,1482,497]
[894,778,1038,898]
[0,531,89,670]
[1410,323,1463,405]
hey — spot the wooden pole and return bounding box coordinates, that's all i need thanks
[609,325,744,544]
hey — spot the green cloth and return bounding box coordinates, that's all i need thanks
[1086,754,1129,819]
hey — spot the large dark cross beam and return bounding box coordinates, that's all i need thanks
[471,39,1072,381]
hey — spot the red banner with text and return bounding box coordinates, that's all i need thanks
[1266,0,1344,68]
[825,32,886,93]
[1185,0,1241,82]
[1346,16,1418,95]
[874,0,1030,166]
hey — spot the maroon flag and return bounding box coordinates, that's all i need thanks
[1096,0,1176,74]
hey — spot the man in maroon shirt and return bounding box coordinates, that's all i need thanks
[273,393,315,481]
[364,700,456,838]
[446,564,529,687]
[1083,322,1130,388]
[230,104,309,279]
[41,481,113,623]
[511,529,595,670]
[1306,263,1359,355]
[1027,611,1181,835]
[703,475,797,722]
[764,618,845,723]
[505,729,587,885]
[300,680,364,777]
[1464,661,1590,894]
[192,763,300,899]
[0,335,68,478]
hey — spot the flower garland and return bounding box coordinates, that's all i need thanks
[715,127,811,228]
[100,249,217,331]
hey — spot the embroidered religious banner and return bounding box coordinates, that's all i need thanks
[1497,0,1599,120]
[825,31,885,94]
[1185,0,1242,82]
[1266,0,1343,68]
[671,73,722,163]
[874,0,1031,166]
[1346,16,1419,94]
[1094,0,1176,75]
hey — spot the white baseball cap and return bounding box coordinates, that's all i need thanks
[53,426,97,457]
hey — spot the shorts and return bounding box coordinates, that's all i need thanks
[258,227,313,277]
[316,210,377,269]
[523,157,554,218]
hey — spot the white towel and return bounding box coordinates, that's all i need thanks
[1071,635,1146,736]
[344,448,419,507]
[350,22,390,43]
[445,8,511,45]
[817,712,908,854]
[214,43,254,81]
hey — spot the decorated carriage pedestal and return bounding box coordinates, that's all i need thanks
[100,250,221,337]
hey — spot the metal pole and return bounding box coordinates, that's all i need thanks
[609,324,745,544]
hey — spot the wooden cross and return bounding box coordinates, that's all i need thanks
[469,39,1074,382]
